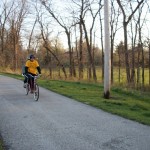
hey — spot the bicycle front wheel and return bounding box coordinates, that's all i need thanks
[34,84,39,101]
[25,83,29,95]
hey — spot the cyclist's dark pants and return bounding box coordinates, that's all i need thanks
[24,73,36,84]
[24,75,28,83]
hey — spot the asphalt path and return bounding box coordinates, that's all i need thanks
[0,75,150,150]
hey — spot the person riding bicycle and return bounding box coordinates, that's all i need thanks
[23,54,41,92]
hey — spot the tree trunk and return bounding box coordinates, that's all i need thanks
[141,44,145,88]
[137,45,141,87]
[82,19,96,81]
[123,22,131,83]
[118,50,121,83]
[79,18,83,79]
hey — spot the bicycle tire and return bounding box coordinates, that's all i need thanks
[25,83,29,95]
[34,84,39,101]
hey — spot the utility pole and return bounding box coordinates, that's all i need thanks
[104,0,111,99]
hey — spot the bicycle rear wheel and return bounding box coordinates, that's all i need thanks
[34,84,39,101]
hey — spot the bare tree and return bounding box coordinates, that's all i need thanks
[116,41,125,83]
[79,14,84,79]
[0,1,14,53]
[7,0,28,70]
[110,0,121,84]
[129,1,148,88]
[82,0,101,81]
[116,0,145,84]
[27,18,37,53]
[40,0,75,77]
[137,3,147,88]
[37,9,67,78]
[130,17,138,85]
[71,0,101,81]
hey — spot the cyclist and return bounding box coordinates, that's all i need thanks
[24,54,41,93]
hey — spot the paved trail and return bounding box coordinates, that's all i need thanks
[0,75,150,150]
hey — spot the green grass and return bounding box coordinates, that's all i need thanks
[1,72,150,126]
[0,143,2,150]
[0,135,4,150]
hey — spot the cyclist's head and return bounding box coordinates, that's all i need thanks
[29,54,35,61]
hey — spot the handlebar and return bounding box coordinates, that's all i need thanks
[22,73,41,78]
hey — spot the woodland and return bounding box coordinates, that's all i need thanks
[0,0,150,90]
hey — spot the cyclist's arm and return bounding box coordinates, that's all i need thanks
[25,66,28,74]
[37,66,41,74]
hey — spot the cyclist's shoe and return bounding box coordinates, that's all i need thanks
[23,83,27,88]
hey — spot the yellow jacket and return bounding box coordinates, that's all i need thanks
[25,60,40,75]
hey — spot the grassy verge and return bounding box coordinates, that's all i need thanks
[0,135,4,150]
[1,72,150,126]
[0,142,3,150]
[0,142,2,150]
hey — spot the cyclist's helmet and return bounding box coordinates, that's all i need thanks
[30,54,35,59]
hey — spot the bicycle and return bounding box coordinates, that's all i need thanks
[23,73,40,101]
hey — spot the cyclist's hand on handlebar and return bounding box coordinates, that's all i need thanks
[22,73,26,76]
